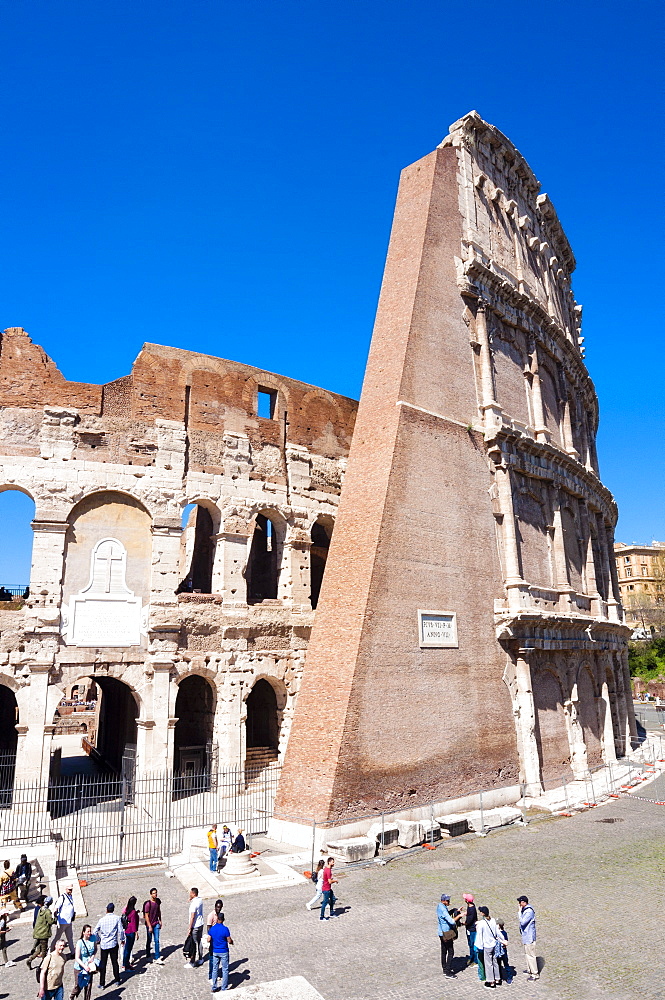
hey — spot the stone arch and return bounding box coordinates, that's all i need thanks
[87,674,139,774]
[63,491,153,606]
[532,665,573,787]
[245,507,287,604]
[173,673,216,774]
[245,677,281,752]
[242,374,290,419]
[310,514,334,610]
[177,499,221,594]
[576,664,603,766]
[0,486,36,601]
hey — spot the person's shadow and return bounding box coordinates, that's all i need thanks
[229,957,250,988]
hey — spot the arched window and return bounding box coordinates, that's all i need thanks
[246,514,280,603]
[177,504,215,594]
[310,517,334,609]
[173,675,215,774]
[0,488,35,602]
[245,679,279,750]
[0,684,18,794]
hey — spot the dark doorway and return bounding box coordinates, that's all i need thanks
[245,679,279,750]
[246,514,279,603]
[174,675,215,774]
[94,677,138,775]
[0,685,18,793]
[178,505,215,593]
[310,518,333,609]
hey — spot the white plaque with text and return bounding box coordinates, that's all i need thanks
[418,610,458,648]
[62,537,146,648]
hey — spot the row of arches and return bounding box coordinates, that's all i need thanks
[0,487,335,609]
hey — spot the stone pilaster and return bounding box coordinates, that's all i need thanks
[514,652,543,795]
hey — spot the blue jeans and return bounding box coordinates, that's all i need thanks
[146,921,161,959]
[467,928,477,962]
[45,987,64,1000]
[123,932,135,969]
[320,889,336,919]
[210,951,229,990]
[209,848,218,872]
[476,944,485,981]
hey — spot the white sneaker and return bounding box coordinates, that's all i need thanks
[184,962,195,969]
[5,961,16,968]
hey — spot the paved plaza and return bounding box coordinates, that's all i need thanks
[1,776,664,1000]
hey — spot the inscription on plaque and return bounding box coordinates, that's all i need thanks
[62,537,144,647]
[418,610,458,648]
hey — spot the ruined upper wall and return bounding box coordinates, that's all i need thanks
[0,329,357,476]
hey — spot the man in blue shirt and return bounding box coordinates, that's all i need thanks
[437,893,458,979]
[517,895,538,981]
[207,913,233,992]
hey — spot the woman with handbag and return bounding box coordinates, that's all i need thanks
[436,893,460,979]
[474,905,504,989]
[69,925,97,1000]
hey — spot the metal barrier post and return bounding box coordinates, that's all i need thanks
[430,804,434,843]
[589,771,596,805]
[310,820,316,878]
[381,812,385,855]
[562,776,569,812]
[479,790,485,834]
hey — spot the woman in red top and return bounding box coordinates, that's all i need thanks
[122,896,139,971]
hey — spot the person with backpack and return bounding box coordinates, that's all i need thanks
[305,860,325,911]
[121,896,139,972]
[475,905,504,989]
[52,885,76,956]
[27,896,56,969]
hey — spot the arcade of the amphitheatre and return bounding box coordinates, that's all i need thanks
[0,330,356,785]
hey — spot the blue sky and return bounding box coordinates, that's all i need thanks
[1,0,663,580]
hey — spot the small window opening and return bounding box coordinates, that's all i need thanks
[310,517,333,609]
[257,388,277,419]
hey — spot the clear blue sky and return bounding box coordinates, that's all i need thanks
[1,0,663,580]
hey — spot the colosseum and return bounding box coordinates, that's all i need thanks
[0,330,356,787]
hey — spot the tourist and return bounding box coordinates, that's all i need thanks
[437,893,458,979]
[208,911,233,992]
[38,937,68,1000]
[319,857,338,920]
[121,896,139,971]
[462,892,478,967]
[230,829,245,854]
[0,906,16,967]
[0,861,19,912]
[207,825,219,872]
[93,902,124,988]
[305,860,325,910]
[27,896,56,969]
[496,919,511,982]
[217,826,232,868]
[206,899,224,980]
[143,887,164,965]
[70,924,97,1000]
[475,905,502,988]
[13,853,32,908]
[52,884,76,956]
[517,895,539,981]
[184,887,204,968]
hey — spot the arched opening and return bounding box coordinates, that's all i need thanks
[0,488,35,602]
[532,668,573,788]
[52,679,100,776]
[246,513,280,604]
[245,679,279,752]
[177,504,216,594]
[577,667,603,766]
[92,676,137,776]
[310,517,334,609]
[0,685,18,793]
[173,675,215,775]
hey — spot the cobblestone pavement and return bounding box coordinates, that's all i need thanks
[1,789,664,1000]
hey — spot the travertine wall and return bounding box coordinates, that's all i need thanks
[0,332,356,782]
[275,112,635,827]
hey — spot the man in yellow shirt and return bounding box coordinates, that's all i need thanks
[207,825,218,872]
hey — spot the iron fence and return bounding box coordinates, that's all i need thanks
[0,585,28,600]
[0,764,281,871]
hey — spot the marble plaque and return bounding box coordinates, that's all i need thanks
[418,610,458,648]
[62,537,145,647]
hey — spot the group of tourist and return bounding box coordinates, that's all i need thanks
[1,883,235,997]
[437,891,539,986]
[0,854,33,912]
[304,857,339,919]
[207,824,246,872]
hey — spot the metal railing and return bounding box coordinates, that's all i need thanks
[0,585,28,600]
[0,763,281,870]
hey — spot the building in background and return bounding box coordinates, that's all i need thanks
[614,541,665,633]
